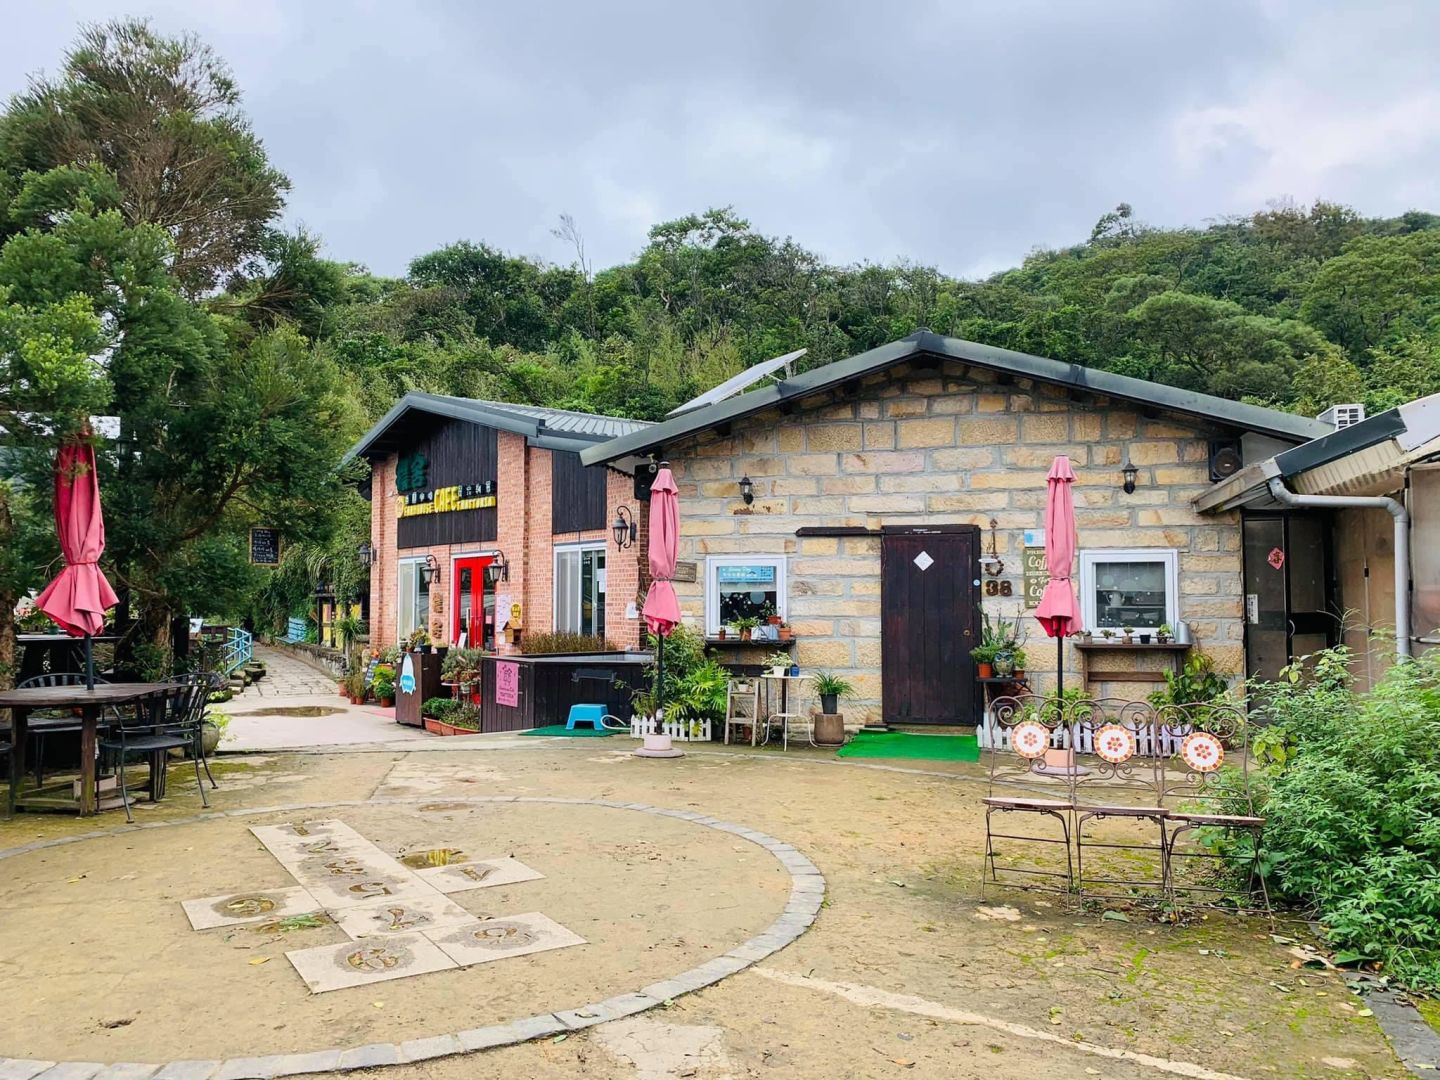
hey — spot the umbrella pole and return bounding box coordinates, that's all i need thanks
[654,633,665,736]
[85,634,95,691]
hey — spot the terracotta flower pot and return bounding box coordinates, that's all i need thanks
[977,662,994,678]
[740,629,752,641]
[379,696,394,707]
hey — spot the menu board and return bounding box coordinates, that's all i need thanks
[249,527,282,566]
[495,660,520,708]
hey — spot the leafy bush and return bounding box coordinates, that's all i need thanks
[371,664,395,699]
[643,623,708,709]
[449,703,481,730]
[1240,646,1440,990]
[668,659,730,723]
[421,697,459,721]
[1150,652,1231,711]
[441,646,486,681]
[521,632,613,655]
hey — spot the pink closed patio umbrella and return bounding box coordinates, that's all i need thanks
[638,463,684,756]
[1033,455,1084,768]
[35,432,120,689]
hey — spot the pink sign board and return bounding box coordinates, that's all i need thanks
[495,660,520,708]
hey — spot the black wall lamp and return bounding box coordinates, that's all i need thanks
[420,553,441,586]
[612,506,637,549]
[1121,455,1139,495]
[738,475,754,505]
[356,541,376,567]
[484,552,509,586]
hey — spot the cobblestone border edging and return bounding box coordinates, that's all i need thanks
[0,796,825,1080]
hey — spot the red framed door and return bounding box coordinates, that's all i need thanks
[452,556,495,650]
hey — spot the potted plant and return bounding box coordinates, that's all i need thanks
[777,621,794,642]
[1100,628,1116,643]
[407,628,431,654]
[971,642,998,678]
[812,671,854,715]
[201,709,229,756]
[344,666,368,705]
[1157,623,1173,644]
[372,664,396,707]
[421,696,469,735]
[1121,625,1135,645]
[765,651,791,677]
[763,602,782,626]
[733,616,761,642]
[1011,647,1028,680]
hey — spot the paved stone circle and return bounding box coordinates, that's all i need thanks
[0,796,825,1080]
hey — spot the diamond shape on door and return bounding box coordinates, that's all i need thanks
[913,551,934,571]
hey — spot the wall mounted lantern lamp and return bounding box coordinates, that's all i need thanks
[613,505,637,549]
[1121,455,1139,495]
[484,552,509,587]
[420,553,441,587]
[356,541,376,567]
[738,475,754,505]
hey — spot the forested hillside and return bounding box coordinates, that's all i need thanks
[314,201,1440,424]
[2,18,1438,655]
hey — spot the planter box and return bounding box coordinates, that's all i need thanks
[813,712,845,747]
[423,718,480,737]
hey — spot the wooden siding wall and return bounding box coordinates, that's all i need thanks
[395,419,499,549]
[550,451,608,535]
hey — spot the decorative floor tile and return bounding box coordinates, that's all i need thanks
[181,886,321,930]
[416,858,544,893]
[286,933,457,993]
[300,872,435,912]
[424,912,585,967]
[330,894,477,940]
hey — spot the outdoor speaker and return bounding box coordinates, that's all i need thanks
[1208,439,1243,482]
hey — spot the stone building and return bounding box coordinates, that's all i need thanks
[583,332,1348,726]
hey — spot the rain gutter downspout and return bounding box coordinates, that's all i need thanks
[1265,477,1411,658]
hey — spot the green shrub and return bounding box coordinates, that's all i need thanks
[421,697,459,721]
[450,703,481,730]
[521,632,613,655]
[1238,646,1440,990]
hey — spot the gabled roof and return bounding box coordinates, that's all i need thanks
[579,331,1328,466]
[344,392,651,463]
[1195,392,1440,512]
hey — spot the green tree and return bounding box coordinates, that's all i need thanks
[0,18,289,292]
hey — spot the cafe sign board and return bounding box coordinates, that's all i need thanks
[249,527,281,566]
[1022,528,1048,608]
[396,480,497,518]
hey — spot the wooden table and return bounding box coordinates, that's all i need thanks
[0,682,169,816]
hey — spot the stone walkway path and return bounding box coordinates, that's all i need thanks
[241,644,340,697]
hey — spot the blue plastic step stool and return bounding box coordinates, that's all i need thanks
[565,704,607,731]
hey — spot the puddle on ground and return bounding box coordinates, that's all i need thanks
[234,706,345,718]
[399,848,468,868]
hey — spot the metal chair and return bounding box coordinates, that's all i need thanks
[980,693,1076,895]
[164,672,223,791]
[15,672,116,788]
[723,678,761,745]
[99,678,211,822]
[1157,702,1270,913]
[1070,698,1170,905]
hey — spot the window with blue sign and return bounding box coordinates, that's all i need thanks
[705,556,786,635]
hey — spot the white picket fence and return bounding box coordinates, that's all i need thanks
[977,713,1189,757]
[629,714,713,742]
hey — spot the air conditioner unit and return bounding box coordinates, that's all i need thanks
[1317,404,1365,430]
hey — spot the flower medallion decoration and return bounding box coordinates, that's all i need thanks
[1180,731,1225,773]
[1011,720,1050,759]
[1093,723,1137,765]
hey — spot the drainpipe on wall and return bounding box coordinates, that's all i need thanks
[1265,477,1411,659]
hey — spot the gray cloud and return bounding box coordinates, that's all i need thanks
[4,0,1437,279]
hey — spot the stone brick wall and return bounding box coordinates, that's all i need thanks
[660,360,1245,724]
[367,432,644,654]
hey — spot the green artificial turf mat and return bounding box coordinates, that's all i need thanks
[518,723,619,737]
[835,730,979,762]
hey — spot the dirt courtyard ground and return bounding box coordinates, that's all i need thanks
[0,738,1410,1079]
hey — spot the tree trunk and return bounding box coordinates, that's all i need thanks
[0,482,16,691]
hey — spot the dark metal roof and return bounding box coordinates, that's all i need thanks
[344,392,651,463]
[1273,407,1407,476]
[579,331,1328,466]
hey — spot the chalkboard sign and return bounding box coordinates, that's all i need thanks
[249,527,281,566]
[362,656,380,689]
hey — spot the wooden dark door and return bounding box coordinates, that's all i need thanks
[881,526,980,726]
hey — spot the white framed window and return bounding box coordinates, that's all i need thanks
[1079,548,1179,633]
[396,557,430,644]
[554,543,607,637]
[704,556,787,636]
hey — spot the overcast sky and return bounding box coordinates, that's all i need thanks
[4,1,1438,280]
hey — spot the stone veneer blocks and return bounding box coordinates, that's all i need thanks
[0,797,824,1077]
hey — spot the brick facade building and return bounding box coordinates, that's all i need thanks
[350,396,650,656]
